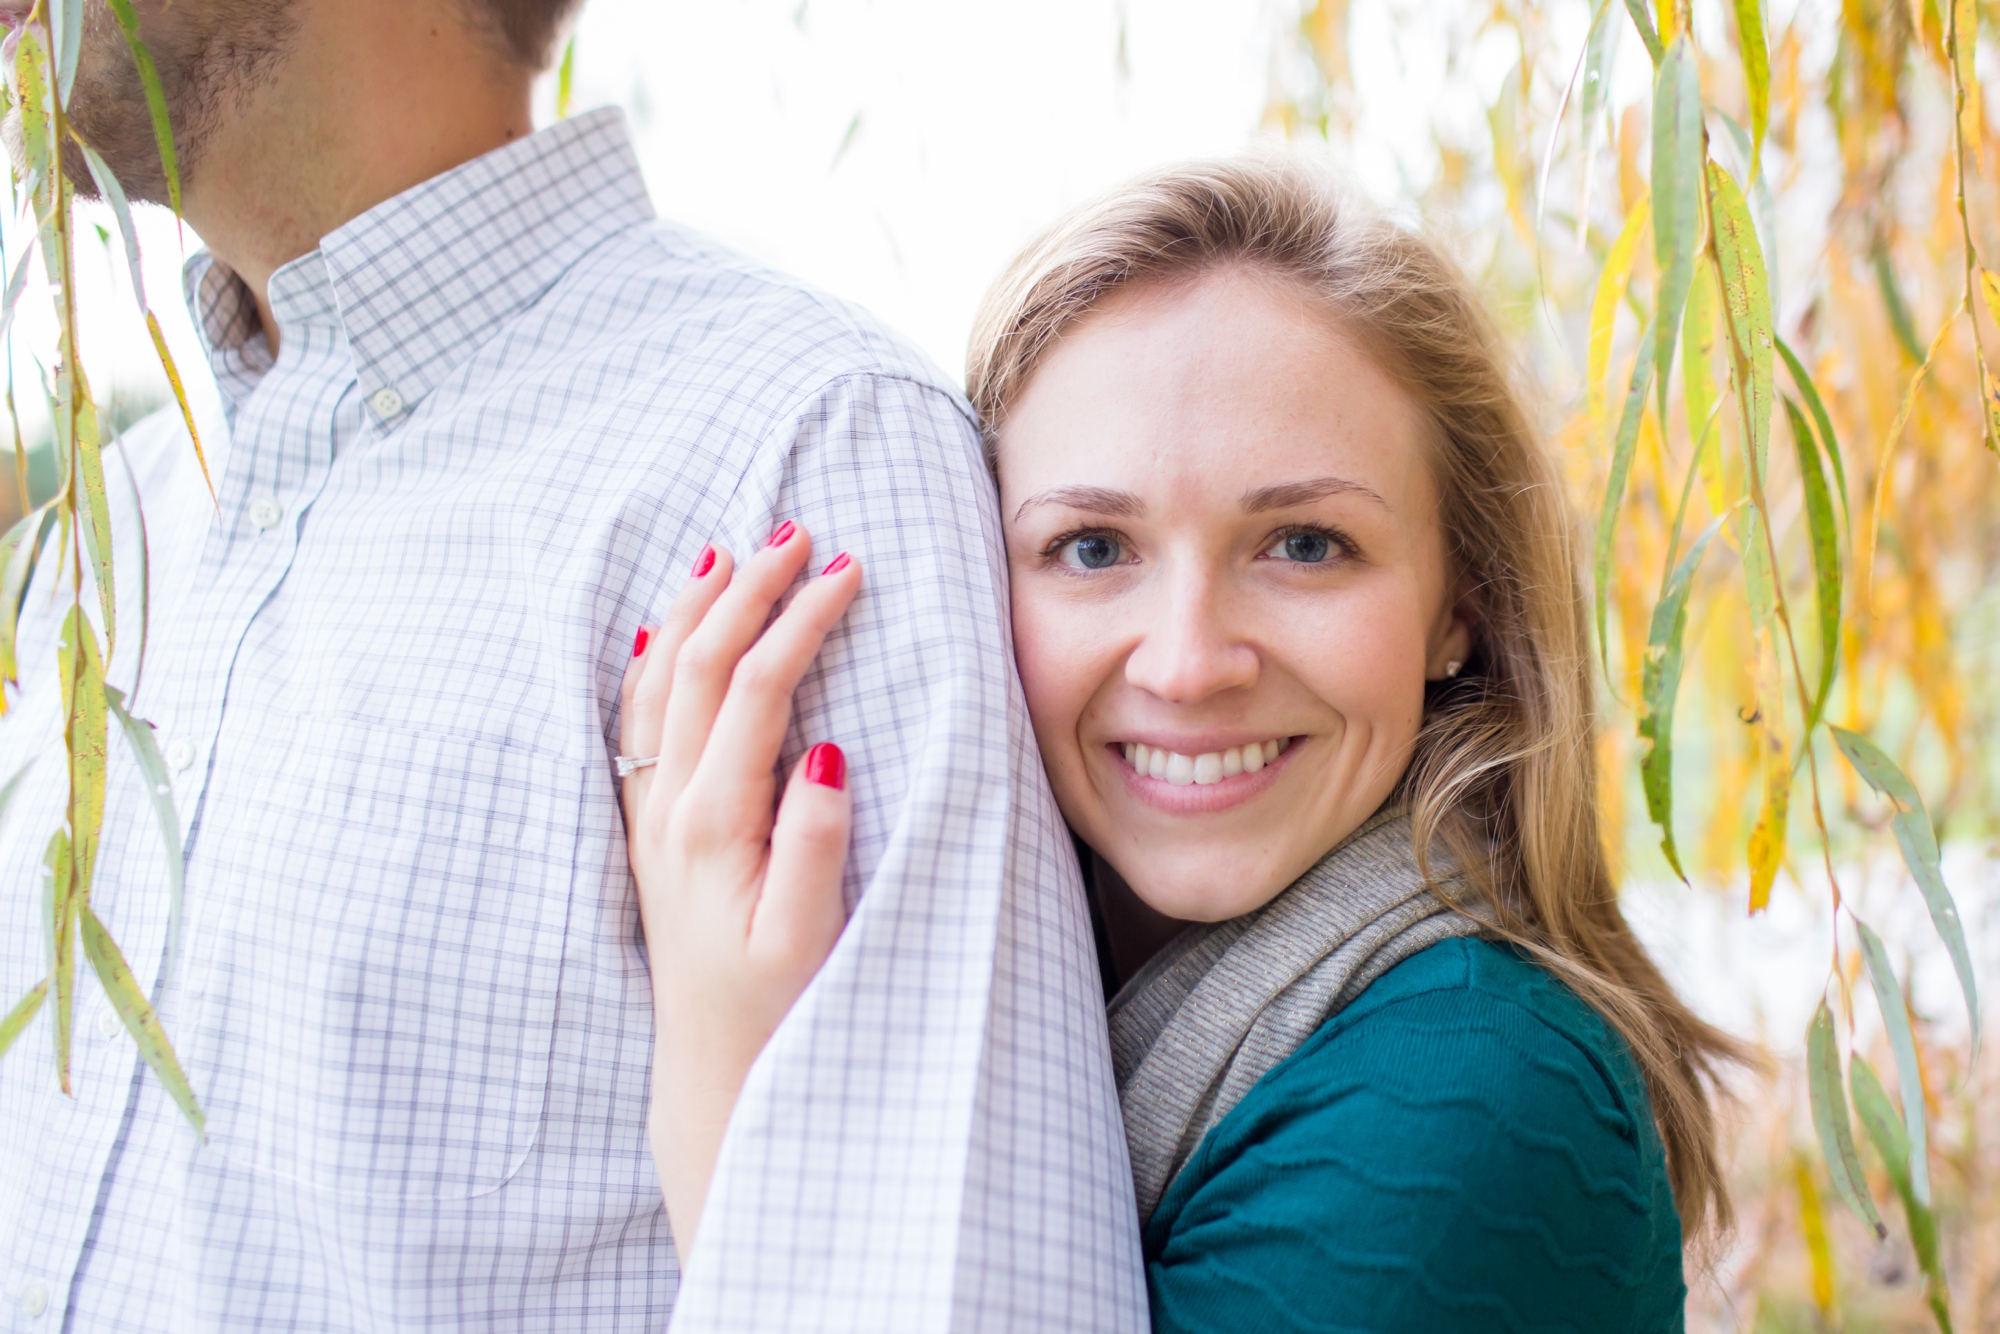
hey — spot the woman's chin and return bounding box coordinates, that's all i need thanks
[1115,855,1293,924]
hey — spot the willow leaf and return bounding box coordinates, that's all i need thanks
[1854,920,1931,1205]
[1776,336,1849,533]
[12,25,49,185]
[74,138,148,307]
[1639,513,1726,881]
[1651,40,1702,423]
[1732,0,1769,168]
[556,34,577,119]
[1681,262,1720,463]
[1596,338,1653,671]
[145,312,213,503]
[1851,1058,1953,1328]
[1874,251,1925,363]
[79,904,204,1134]
[0,977,47,1059]
[1787,398,1841,729]
[1709,163,1774,481]
[1588,195,1649,421]
[105,685,184,992]
[0,503,53,688]
[1831,726,1979,1048]
[1623,0,1665,64]
[58,608,108,897]
[1807,1000,1884,1236]
[103,0,181,217]
[1580,0,1619,171]
[52,0,81,104]
[0,239,39,354]
[44,828,73,1092]
[1741,513,1789,912]
[1981,268,2000,337]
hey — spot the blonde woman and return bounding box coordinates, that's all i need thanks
[618,159,1744,1329]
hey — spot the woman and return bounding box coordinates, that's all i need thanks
[617,158,1744,1329]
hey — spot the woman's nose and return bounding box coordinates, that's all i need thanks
[1121,579,1260,705]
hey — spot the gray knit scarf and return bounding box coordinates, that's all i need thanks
[1106,806,1489,1220]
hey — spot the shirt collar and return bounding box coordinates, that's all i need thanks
[181,107,655,423]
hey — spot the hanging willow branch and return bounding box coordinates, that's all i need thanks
[0,0,206,1136]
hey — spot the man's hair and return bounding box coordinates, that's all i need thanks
[464,0,584,69]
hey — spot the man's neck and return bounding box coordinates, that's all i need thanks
[183,1,535,356]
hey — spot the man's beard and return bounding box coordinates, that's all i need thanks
[35,0,302,207]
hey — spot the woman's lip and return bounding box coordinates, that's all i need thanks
[1105,738,1300,815]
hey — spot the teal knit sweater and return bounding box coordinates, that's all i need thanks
[1141,937,1686,1333]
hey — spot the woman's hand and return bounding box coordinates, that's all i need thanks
[617,522,862,1256]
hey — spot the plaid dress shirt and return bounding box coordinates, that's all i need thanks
[0,109,1144,1332]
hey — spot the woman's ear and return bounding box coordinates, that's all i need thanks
[1426,598,1476,681]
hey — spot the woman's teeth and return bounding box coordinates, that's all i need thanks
[1121,738,1290,786]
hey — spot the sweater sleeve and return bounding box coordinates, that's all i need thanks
[1143,949,1685,1334]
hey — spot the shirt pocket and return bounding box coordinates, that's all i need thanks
[185,712,584,1202]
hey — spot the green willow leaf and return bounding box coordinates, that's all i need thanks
[0,977,47,1059]
[1623,0,1666,65]
[1709,163,1775,483]
[1854,919,1931,1206]
[1831,726,1979,1048]
[105,685,183,991]
[70,379,115,661]
[1873,250,1925,363]
[1851,1058,1953,1330]
[1776,336,1849,534]
[102,0,181,218]
[79,904,204,1135]
[1651,39,1703,424]
[0,239,40,352]
[1806,999,1885,1236]
[0,503,54,688]
[1639,512,1727,881]
[43,828,73,1092]
[74,138,148,307]
[58,608,108,897]
[1595,334,1653,672]
[12,25,50,184]
[1787,398,1840,729]
[1733,0,1769,168]
[51,0,81,104]
[1580,0,1619,169]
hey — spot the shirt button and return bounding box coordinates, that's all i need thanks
[165,738,197,771]
[248,496,283,530]
[369,387,404,418]
[96,1005,121,1039]
[19,1281,48,1318]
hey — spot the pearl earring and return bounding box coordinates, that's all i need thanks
[1444,660,1462,679]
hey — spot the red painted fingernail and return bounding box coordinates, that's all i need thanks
[766,520,795,548]
[632,626,650,657]
[692,544,716,577]
[805,742,846,790]
[821,552,850,576]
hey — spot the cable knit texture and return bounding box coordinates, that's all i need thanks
[1142,937,1686,1333]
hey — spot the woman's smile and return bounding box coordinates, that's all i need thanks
[1104,734,1298,814]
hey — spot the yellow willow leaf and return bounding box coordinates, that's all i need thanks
[1651,40,1702,424]
[1588,195,1649,423]
[1792,1155,1836,1318]
[1983,361,2000,454]
[44,828,74,1093]
[1709,163,1775,483]
[58,608,108,897]
[1980,268,2000,340]
[1861,305,1959,618]
[79,904,204,1135]
[1955,0,1983,165]
[1741,515,1789,913]
[1733,0,1770,166]
[146,313,214,502]
[1656,0,1679,47]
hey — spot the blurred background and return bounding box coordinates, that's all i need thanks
[5,1,1996,1328]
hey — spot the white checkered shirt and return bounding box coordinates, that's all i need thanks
[0,108,1144,1332]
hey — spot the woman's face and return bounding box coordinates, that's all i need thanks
[999,265,1471,922]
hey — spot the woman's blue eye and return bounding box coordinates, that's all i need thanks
[1273,531,1332,563]
[1060,535,1124,569]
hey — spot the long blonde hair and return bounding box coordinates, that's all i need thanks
[966,156,1749,1238]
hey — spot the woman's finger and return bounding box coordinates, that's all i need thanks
[683,554,861,831]
[619,543,733,810]
[755,742,853,983]
[650,522,815,815]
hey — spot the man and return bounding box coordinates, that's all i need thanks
[0,2,1145,1328]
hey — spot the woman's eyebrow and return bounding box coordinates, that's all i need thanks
[1242,476,1390,513]
[1013,485,1147,523]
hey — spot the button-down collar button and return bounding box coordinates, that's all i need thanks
[165,738,197,772]
[248,496,283,530]
[96,1005,121,1039]
[19,1281,48,1318]
[369,387,405,418]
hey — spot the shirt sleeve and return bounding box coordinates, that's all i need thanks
[1146,985,1682,1334]
[665,372,1148,1333]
